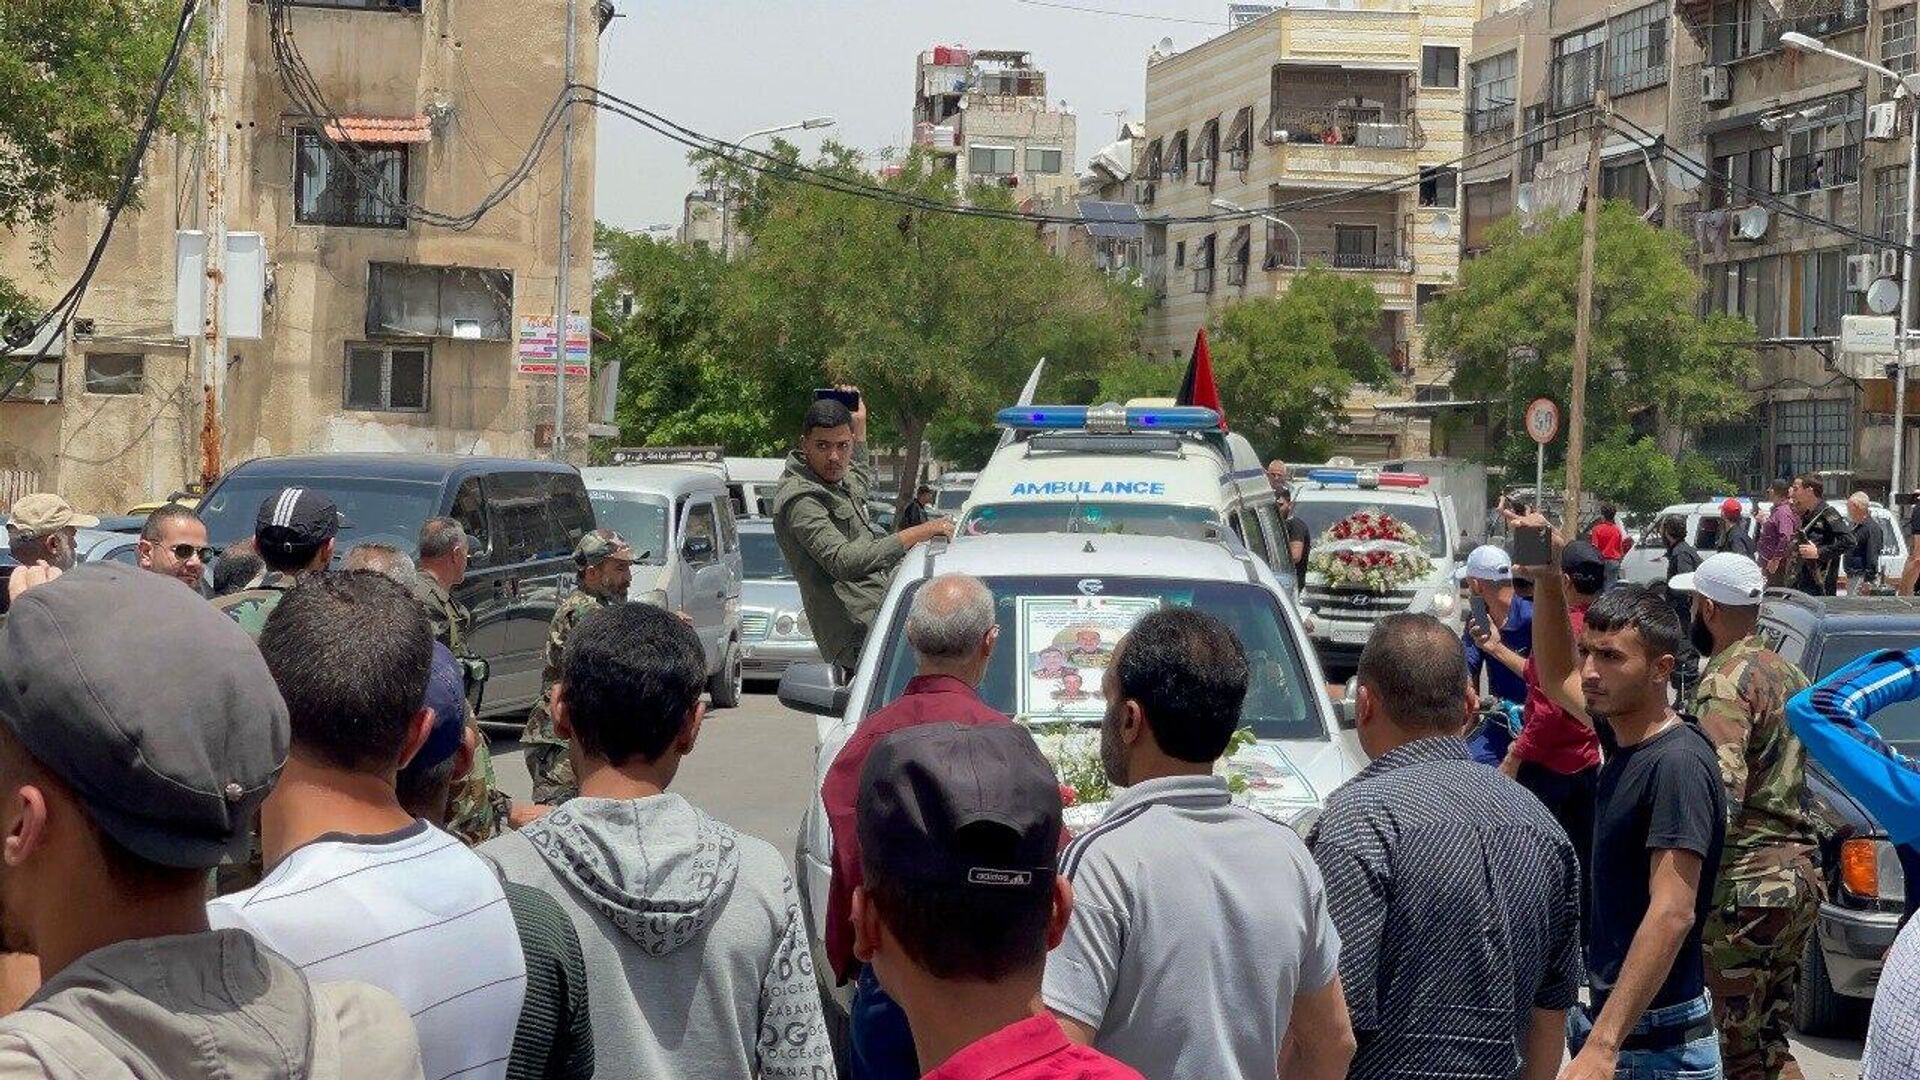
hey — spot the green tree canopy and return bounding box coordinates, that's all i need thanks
[1207,266,1396,462]
[1423,203,1754,477]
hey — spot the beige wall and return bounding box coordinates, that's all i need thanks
[0,0,598,514]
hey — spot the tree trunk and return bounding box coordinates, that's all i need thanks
[895,413,928,520]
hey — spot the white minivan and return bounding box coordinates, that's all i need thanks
[1621,500,1910,587]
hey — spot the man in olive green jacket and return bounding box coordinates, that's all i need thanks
[772,388,953,671]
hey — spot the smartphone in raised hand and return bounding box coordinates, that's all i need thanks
[1512,525,1553,566]
[813,387,861,411]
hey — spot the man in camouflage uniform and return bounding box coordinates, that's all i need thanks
[411,516,510,844]
[214,488,338,637]
[523,528,636,805]
[1672,553,1821,1080]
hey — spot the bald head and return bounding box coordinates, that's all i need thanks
[905,575,998,682]
[342,542,415,584]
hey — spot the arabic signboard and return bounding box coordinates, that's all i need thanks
[1842,314,1899,356]
[516,314,589,378]
[607,445,725,467]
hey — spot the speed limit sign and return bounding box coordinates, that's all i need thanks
[1526,398,1561,445]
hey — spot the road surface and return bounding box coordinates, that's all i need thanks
[491,689,1865,1077]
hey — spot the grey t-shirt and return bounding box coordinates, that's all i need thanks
[1043,774,1341,1079]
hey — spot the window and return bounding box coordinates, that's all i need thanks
[1024,147,1063,174]
[82,353,142,395]
[344,343,429,412]
[1422,45,1460,88]
[547,474,594,552]
[1881,166,1910,242]
[291,0,421,9]
[448,477,493,568]
[1774,398,1852,477]
[1608,3,1669,96]
[1709,0,1776,62]
[1779,93,1864,194]
[1552,25,1605,113]
[969,146,1016,174]
[1887,7,1918,94]
[683,501,719,564]
[1227,106,1254,171]
[1601,159,1652,211]
[365,263,512,340]
[294,131,407,229]
[1227,224,1251,286]
[1419,167,1458,208]
[1237,510,1272,565]
[1195,118,1219,185]
[1143,138,1163,179]
[1463,180,1514,252]
[0,359,60,403]
[1789,0,1867,39]
[1175,240,1187,268]
[1334,225,1379,269]
[488,470,559,565]
[1194,234,1216,293]
[1416,284,1442,324]
[1468,52,1517,134]
[1167,130,1189,178]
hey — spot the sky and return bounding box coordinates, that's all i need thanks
[590,0,1242,231]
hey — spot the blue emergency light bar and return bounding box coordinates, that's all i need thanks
[1304,468,1430,489]
[996,404,1223,433]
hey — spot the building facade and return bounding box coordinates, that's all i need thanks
[1467,0,1909,494]
[1138,1,1474,460]
[0,0,601,513]
[913,46,1080,203]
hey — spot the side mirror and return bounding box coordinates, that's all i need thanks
[778,662,851,718]
[1335,677,1359,730]
[683,535,716,561]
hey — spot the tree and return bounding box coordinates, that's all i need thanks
[1206,266,1396,461]
[730,147,1139,501]
[1424,204,1754,477]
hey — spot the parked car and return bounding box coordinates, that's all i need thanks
[1623,500,1910,587]
[1756,590,1920,1036]
[736,521,820,682]
[583,465,746,708]
[198,454,596,723]
[778,531,1360,1055]
[725,456,786,520]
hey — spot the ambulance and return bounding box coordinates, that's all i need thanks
[953,403,1297,584]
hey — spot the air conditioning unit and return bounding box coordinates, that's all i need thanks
[1701,66,1732,105]
[1869,101,1900,141]
[1134,180,1156,206]
[1848,254,1878,291]
[1355,122,1412,149]
[1884,248,1904,278]
[7,363,60,404]
[1195,159,1216,185]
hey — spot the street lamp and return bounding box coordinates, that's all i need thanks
[1210,197,1302,268]
[720,116,838,257]
[1781,32,1919,494]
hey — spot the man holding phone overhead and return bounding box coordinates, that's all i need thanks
[774,386,955,671]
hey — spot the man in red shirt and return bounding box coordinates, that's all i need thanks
[825,573,1011,1078]
[1589,503,1628,591]
[852,722,1142,1080]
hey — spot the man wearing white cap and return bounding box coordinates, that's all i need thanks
[1459,545,1532,765]
[1670,552,1820,1080]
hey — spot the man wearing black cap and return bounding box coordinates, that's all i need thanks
[0,566,423,1079]
[214,487,339,637]
[853,722,1142,1080]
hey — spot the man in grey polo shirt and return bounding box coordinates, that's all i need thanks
[1043,608,1356,1080]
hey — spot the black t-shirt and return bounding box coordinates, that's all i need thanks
[1283,515,1311,580]
[1588,720,1726,1010]
[1909,502,1920,540]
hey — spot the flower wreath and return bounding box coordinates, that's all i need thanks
[1307,508,1434,592]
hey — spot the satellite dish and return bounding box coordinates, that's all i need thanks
[1158,36,1174,50]
[1869,278,1903,315]
[1667,160,1702,192]
[1327,456,1357,468]
[1430,213,1454,239]
[1736,206,1770,239]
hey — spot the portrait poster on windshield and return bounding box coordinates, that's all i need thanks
[1015,594,1160,720]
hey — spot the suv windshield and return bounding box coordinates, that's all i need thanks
[588,494,670,565]
[742,530,791,580]
[935,487,971,511]
[960,502,1222,540]
[199,476,441,555]
[1291,495,1448,557]
[867,574,1325,742]
[1819,633,1920,745]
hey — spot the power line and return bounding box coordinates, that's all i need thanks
[1008,0,1228,26]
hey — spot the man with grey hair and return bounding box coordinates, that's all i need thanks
[822,573,1011,1077]
[342,542,416,582]
[1845,491,1884,595]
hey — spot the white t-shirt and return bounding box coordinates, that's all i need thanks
[209,820,526,1080]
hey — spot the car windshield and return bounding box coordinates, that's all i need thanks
[935,487,971,511]
[960,502,1223,540]
[1818,634,1920,745]
[588,494,670,564]
[1292,496,1447,557]
[742,530,791,580]
[867,574,1325,742]
[198,476,442,555]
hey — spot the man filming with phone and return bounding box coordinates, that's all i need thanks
[774,386,955,672]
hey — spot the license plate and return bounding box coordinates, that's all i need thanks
[1322,621,1372,644]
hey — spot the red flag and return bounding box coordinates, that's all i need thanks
[1176,327,1227,429]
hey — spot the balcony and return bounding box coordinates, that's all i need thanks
[1266,248,1412,272]
[1781,144,1861,194]
[1266,106,1420,150]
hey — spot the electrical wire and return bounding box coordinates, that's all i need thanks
[1008,0,1228,25]
[0,0,200,404]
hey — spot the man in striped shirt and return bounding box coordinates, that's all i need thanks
[210,571,527,1080]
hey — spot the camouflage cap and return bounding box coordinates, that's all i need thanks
[5,493,99,539]
[573,528,637,567]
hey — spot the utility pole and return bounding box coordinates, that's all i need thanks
[1564,90,1607,533]
[551,0,578,462]
[199,0,230,489]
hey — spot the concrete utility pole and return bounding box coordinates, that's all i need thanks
[1564,90,1607,534]
[199,0,230,488]
[551,0,579,463]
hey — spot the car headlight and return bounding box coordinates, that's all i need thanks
[773,611,812,639]
[774,613,797,637]
[1427,590,1459,617]
[1842,838,1908,903]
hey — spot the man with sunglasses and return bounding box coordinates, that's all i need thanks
[136,503,213,592]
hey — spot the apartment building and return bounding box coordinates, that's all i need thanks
[680,189,726,253]
[1467,0,1909,494]
[913,46,1079,203]
[1138,1,1474,460]
[0,0,602,512]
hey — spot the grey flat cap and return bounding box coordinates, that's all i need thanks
[0,564,288,869]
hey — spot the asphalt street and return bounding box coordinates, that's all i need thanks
[490,688,1866,1077]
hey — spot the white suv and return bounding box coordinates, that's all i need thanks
[776,531,1361,1046]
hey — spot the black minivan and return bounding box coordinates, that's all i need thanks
[197,454,596,723]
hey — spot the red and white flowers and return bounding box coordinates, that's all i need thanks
[1309,509,1434,592]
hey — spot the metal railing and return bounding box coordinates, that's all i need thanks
[1468,103,1514,135]
[1781,144,1862,194]
[1262,248,1409,271]
[1264,106,1420,149]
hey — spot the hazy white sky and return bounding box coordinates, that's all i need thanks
[590,0,1239,230]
